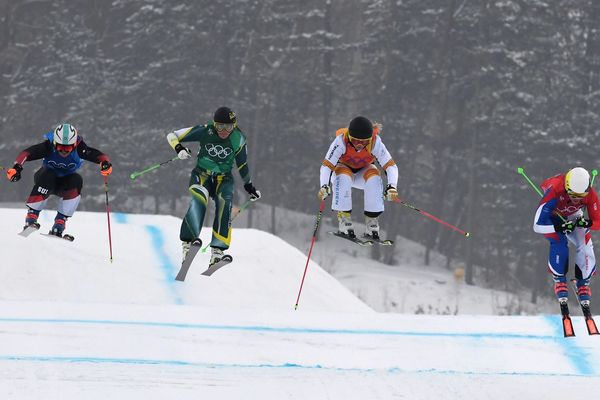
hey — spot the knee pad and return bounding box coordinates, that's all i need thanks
[189,184,209,204]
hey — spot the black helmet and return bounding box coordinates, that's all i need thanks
[213,106,237,124]
[348,116,373,139]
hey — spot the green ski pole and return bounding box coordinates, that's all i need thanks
[517,166,570,222]
[592,169,598,187]
[517,167,544,197]
[130,156,179,180]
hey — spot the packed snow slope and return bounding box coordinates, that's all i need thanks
[1,208,368,312]
[1,208,599,399]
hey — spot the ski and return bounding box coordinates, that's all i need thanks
[363,234,394,246]
[40,232,75,242]
[201,255,233,277]
[175,239,202,282]
[559,299,576,338]
[18,223,41,237]
[327,231,373,246]
[569,279,599,336]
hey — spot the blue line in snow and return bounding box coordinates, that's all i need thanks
[0,355,596,377]
[144,225,183,305]
[0,316,556,340]
[112,212,128,224]
[543,315,595,376]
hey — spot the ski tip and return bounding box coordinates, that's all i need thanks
[465,232,471,238]
[517,167,524,174]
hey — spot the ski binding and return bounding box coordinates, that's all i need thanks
[201,255,233,276]
[327,231,373,246]
[18,222,41,237]
[175,239,202,282]
[40,232,75,242]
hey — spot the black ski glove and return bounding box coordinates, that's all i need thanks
[244,182,261,201]
[575,217,593,229]
[554,220,575,234]
[174,143,192,160]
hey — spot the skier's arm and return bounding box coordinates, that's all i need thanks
[319,136,345,187]
[585,189,600,231]
[14,142,53,166]
[234,142,252,184]
[533,192,559,234]
[372,137,398,187]
[166,125,206,148]
[77,140,110,164]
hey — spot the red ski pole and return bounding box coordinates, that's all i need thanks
[294,200,325,310]
[393,197,470,237]
[104,176,114,262]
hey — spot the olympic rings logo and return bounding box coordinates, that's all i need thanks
[205,144,233,159]
[557,205,582,214]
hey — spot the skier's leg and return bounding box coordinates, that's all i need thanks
[25,168,57,224]
[52,173,83,234]
[358,165,384,237]
[569,228,596,303]
[180,170,210,243]
[332,165,355,235]
[545,232,570,300]
[210,174,234,251]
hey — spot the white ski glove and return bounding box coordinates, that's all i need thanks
[384,184,398,201]
[174,143,192,160]
[317,185,331,200]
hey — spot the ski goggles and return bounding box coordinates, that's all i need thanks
[214,122,235,132]
[55,144,76,153]
[348,134,372,148]
[567,188,589,199]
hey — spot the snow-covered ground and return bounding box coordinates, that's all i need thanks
[236,203,556,315]
[1,208,599,399]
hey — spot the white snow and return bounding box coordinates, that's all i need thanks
[1,208,599,399]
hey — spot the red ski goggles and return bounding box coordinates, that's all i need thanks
[56,143,76,153]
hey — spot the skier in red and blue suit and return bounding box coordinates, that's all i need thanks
[533,167,600,306]
[5,123,112,236]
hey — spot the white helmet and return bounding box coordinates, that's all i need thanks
[53,123,78,146]
[565,167,590,196]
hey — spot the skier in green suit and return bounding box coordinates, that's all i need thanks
[167,106,261,266]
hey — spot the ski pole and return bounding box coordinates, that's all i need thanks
[104,176,114,262]
[516,167,544,197]
[129,156,179,180]
[393,198,470,237]
[294,200,325,310]
[517,166,569,222]
[201,197,256,253]
[592,169,598,186]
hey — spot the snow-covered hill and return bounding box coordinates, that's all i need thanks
[1,208,599,399]
[237,203,556,315]
[1,208,369,313]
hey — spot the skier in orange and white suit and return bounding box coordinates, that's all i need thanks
[318,116,398,240]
